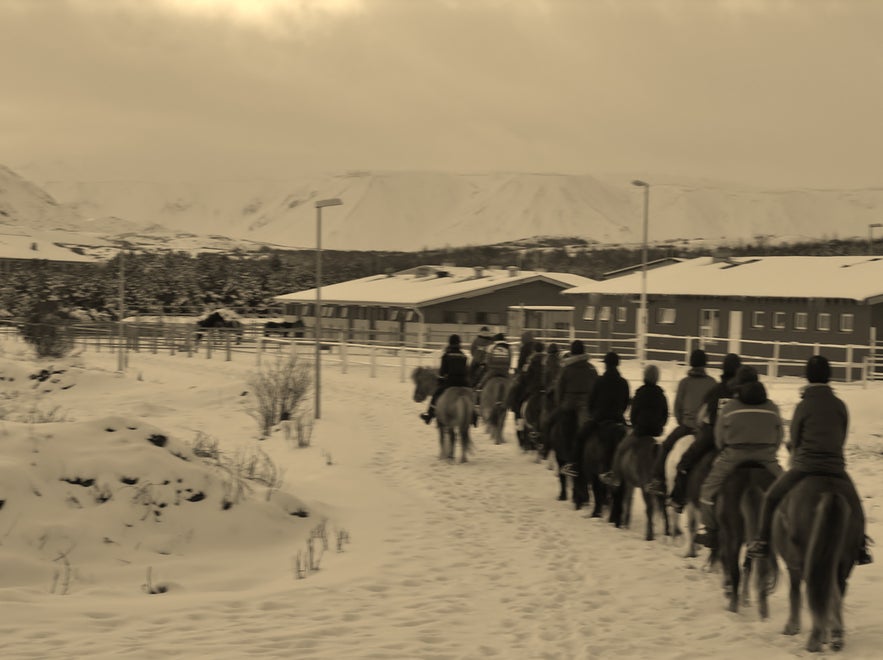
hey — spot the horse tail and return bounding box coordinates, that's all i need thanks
[456,392,473,454]
[805,491,850,623]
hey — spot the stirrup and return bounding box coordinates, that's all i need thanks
[560,464,577,478]
[646,478,666,496]
[599,471,620,488]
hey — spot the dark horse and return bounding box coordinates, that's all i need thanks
[680,449,716,559]
[715,463,779,617]
[479,375,509,445]
[195,310,244,346]
[411,366,473,463]
[575,421,627,518]
[609,433,671,542]
[772,476,863,652]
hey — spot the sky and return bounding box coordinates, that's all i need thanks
[3,0,883,187]
[2,334,882,658]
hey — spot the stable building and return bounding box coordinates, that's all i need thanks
[563,255,883,377]
[274,265,594,347]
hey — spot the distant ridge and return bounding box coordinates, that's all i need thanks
[4,166,883,252]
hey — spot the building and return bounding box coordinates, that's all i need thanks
[274,265,595,346]
[563,255,883,377]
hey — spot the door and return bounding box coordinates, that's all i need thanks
[728,310,743,354]
[699,308,720,347]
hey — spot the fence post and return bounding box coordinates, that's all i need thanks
[187,328,193,358]
[206,331,213,359]
[225,332,232,362]
[341,332,348,374]
[771,341,780,379]
[862,356,869,388]
[871,327,877,382]
[684,336,693,364]
[370,347,377,378]
[400,347,406,383]
[256,337,262,366]
[845,345,853,383]
[169,326,176,356]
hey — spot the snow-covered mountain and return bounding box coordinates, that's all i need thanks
[6,166,883,252]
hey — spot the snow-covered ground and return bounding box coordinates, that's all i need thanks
[0,334,881,659]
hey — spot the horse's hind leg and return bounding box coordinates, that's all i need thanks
[642,488,655,541]
[830,580,845,651]
[783,568,802,636]
[741,556,752,609]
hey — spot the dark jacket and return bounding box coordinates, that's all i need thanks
[544,351,561,394]
[469,333,495,363]
[674,367,717,430]
[789,384,848,473]
[589,366,631,424]
[555,354,598,410]
[439,347,469,387]
[630,383,669,438]
[697,379,738,431]
[714,382,783,451]
[522,351,545,396]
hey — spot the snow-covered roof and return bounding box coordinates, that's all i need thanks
[0,231,97,263]
[563,256,883,303]
[274,265,596,307]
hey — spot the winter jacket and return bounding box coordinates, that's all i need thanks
[697,380,738,431]
[589,367,631,425]
[555,354,599,411]
[522,352,546,396]
[469,333,495,362]
[674,367,717,430]
[544,352,561,395]
[789,384,848,474]
[630,383,669,438]
[484,341,512,376]
[516,336,534,372]
[714,383,783,451]
[439,347,470,387]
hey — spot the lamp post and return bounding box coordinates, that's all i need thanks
[632,180,650,365]
[117,249,126,373]
[314,198,343,420]
[869,223,883,256]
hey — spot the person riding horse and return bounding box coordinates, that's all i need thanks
[694,367,784,551]
[747,355,873,565]
[468,326,495,386]
[474,333,512,391]
[420,334,470,425]
[645,349,716,496]
[665,353,742,511]
[602,363,669,488]
[511,341,545,415]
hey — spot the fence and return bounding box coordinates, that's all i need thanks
[2,319,881,385]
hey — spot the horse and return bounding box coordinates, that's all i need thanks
[479,374,509,445]
[410,366,472,463]
[772,476,863,652]
[680,449,717,559]
[715,462,779,617]
[545,410,576,503]
[195,310,244,347]
[608,432,671,542]
[518,388,547,453]
[576,421,627,518]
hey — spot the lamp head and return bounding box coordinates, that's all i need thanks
[631,179,649,187]
[315,198,343,208]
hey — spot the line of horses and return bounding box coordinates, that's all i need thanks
[410,365,862,654]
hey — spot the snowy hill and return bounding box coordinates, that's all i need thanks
[6,165,883,252]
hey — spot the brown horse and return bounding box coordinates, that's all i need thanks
[518,389,547,454]
[576,421,627,518]
[411,366,472,463]
[479,375,509,445]
[609,433,671,542]
[772,476,863,652]
[715,463,779,617]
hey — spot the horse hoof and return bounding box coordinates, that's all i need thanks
[831,632,844,652]
[806,638,822,653]
[557,494,567,501]
[782,622,800,636]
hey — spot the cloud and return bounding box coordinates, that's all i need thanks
[2,0,883,186]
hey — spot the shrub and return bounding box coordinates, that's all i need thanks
[20,313,74,359]
[247,354,312,436]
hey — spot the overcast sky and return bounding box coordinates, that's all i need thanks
[2,0,882,187]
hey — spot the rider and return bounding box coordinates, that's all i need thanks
[512,341,546,416]
[544,343,561,401]
[468,326,495,386]
[564,351,630,478]
[420,334,470,424]
[601,363,669,488]
[475,333,512,391]
[694,366,784,550]
[747,355,873,565]
[646,349,716,496]
[546,340,598,475]
[666,353,742,511]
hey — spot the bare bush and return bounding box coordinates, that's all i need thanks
[21,317,74,359]
[247,354,312,436]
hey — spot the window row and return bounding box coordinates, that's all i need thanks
[752,311,853,333]
[582,305,629,323]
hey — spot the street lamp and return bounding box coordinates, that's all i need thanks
[314,198,343,420]
[632,180,650,365]
[868,223,883,256]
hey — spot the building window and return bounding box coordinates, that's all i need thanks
[773,312,786,329]
[599,306,612,322]
[817,313,831,331]
[486,312,501,325]
[389,310,399,321]
[443,310,467,324]
[700,309,720,339]
[340,307,349,319]
[405,310,416,322]
[616,306,628,323]
[752,311,764,328]
[657,308,676,324]
[840,313,854,332]
[794,312,808,330]
[583,305,596,321]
